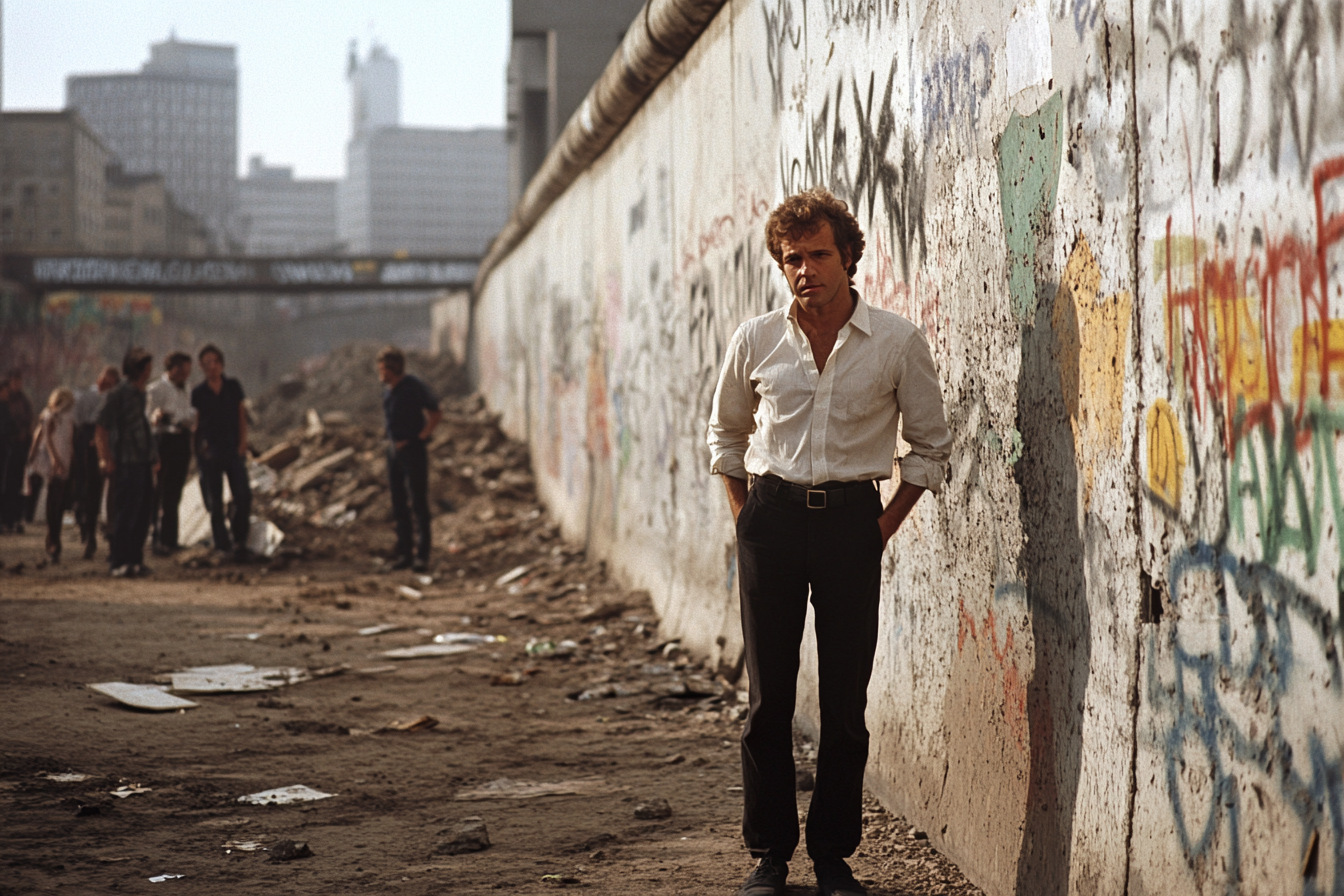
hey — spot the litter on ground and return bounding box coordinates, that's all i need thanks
[167,665,310,694]
[87,682,199,711]
[110,784,152,798]
[380,643,478,659]
[237,784,335,805]
[455,777,611,801]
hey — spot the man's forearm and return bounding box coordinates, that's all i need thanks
[721,474,749,522]
[94,426,112,471]
[878,480,927,546]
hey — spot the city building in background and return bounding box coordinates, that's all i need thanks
[338,42,507,256]
[67,37,238,248]
[347,40,400,139]
[0,110,111,251]
[237,155,338,255]
[507,0,646,206]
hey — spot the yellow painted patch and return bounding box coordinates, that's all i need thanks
[1151,235,1209,282]
[1292,319,1344,404]
[1053,235,1132,507]
[1212,293,1271,409]
[1146,399,1185,508]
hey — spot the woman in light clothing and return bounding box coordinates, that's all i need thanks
[26,388,76,562]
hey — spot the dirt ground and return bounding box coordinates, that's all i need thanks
[0,410,982,896]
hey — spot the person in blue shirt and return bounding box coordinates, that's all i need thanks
[376,346,442,572]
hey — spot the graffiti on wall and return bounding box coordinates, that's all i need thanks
[998,91,1065,322]
[1147,0,1343,185]
[1146,543,1343,893]
[1152,154,1344,586]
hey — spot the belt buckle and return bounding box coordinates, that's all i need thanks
[805,488,827,509]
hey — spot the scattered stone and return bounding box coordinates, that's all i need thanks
[633,798,671,820]
[267,840,313,862]
[280,720,350,736]
[434,816,491,855]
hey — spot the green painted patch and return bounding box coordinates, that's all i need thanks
[997,91,1064,321]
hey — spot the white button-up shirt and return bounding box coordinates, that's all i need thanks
[706,294,952,492]
[145,374,197,435]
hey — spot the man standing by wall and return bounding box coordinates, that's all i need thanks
[707,188,952,896]
[95,348,159,578]
[72,365,120,559]
[192,344,251,561]
[146,351,196,555]
[376,346,442,572]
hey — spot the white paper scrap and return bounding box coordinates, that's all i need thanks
[237,784,335,806]
[381,643,478,659]
[88,682,199,711]
[148,874,185,882]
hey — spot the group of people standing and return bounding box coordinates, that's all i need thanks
[0,344,254,577]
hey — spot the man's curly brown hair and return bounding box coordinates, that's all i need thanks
[764,187,866,278]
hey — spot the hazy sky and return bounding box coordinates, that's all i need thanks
[3,0,510,180]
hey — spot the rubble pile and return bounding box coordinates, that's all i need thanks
[251,342,469,440]
[246,393,546,570]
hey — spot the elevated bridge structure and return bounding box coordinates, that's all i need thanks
[2,253,479,294]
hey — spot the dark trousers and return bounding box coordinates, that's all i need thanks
[198,451,251,553]
[0,436,27,527]
[736,477,884,863]
[152,432,192,550]
[44,476,68,558]
[108,462,152,569]
[387,440,431,562]
[72,426,105,547]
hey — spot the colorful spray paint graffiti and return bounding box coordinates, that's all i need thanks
[1146,543,1343,895]
[1153,154,1344,588]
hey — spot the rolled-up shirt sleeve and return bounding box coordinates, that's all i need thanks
[893,329,952,494]
[706,324,757,481]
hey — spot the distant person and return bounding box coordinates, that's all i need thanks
[72,365,121,559]
[146,351,197,554]
[25,387,75,563]
[2,369,34,531]
[95,348,159,578]
[377,346,441,572]
[0,378,17,534]
[192,343,252,561]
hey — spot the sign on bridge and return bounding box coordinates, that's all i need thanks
[2,254,479,293]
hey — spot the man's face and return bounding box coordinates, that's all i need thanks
[200,352,223,380]
[168,360,192,386]
[377,362,398,386]
[778,221,852,315]
[97,370,118,392]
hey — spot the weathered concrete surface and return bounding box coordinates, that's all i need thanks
[474,1,1344,894]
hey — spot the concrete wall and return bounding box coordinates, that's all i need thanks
[473,2,1344,893]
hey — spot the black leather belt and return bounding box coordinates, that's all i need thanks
[756,474,875,509]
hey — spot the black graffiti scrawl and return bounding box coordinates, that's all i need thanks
[778,56,928,282]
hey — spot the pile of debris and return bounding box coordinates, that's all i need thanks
[251,342,469,439]
[243,392,545,569]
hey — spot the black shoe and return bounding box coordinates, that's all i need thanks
[133,564,153,577]
[412,559,429,573]
[388,556,414,571]
[233,546,254,564]
[814,858,866,896]
[737,857,787,896]
[83,542,96,560]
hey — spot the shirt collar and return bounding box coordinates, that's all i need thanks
[786,287,871,334]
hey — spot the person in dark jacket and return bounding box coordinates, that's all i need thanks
[0,378,17,534]
[191,343,252,561]
[2,369,34,532]
[377,346,442,572]
[95,348,159,577]
[72,365,121,559]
